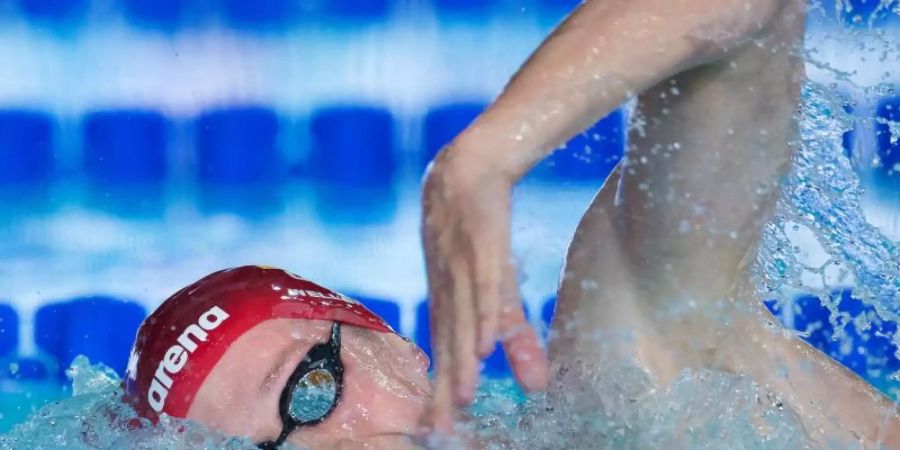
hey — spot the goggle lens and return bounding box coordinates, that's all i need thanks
[257,323,343,450]
[288,369,338,423]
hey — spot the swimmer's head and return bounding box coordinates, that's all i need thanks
[125,266,431,449]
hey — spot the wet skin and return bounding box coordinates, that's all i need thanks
[187,319,431,450]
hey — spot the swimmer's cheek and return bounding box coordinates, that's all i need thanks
[318,374,424,444]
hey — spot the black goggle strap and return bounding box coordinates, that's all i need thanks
[258,322,344,450]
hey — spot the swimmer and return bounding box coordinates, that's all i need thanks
[422,0,900,447]
[124,266,430,449]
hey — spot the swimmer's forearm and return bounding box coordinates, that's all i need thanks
[447,0,790,181]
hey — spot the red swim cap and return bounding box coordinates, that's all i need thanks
[123,266,396,420]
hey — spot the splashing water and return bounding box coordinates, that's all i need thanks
[757,82,900,391]
[0,356,281,450]
[469,366,811,450]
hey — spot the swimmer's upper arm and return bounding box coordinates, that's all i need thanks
[570,0,791,60]
[442,0,796,180]
[673,0,794,61]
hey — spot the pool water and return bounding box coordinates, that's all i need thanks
[0,357,263,450]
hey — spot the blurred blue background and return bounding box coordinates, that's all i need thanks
[0,0,898,431]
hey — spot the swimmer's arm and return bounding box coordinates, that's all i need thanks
[442,0,790,179]
[420,0,792,433]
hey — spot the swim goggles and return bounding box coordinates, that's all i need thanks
[257,322,344,449]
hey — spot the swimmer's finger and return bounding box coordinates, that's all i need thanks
[451,255,480,407]
[425,271,458,434]
[471,232,505,359]
[474,270,500,358]
[424,356,457,434]
[504,325,549,393]
[500,304,550,393]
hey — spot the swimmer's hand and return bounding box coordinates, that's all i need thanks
[421,150,549,433]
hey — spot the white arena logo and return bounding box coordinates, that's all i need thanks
[147,306,230,412]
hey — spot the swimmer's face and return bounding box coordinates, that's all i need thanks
[187,319,431,449]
